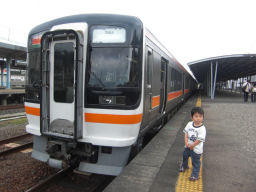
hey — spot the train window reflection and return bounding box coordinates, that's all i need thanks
[87,47,139,88]
[25,51,40,102]
[86,47,140,107]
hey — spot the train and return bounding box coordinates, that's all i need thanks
[25,14,197,176]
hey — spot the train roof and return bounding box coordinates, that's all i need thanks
[145,28,190,75]
[29,14,143,36]
[29,13,193,78]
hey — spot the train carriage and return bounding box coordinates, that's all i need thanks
[25,14,196,176]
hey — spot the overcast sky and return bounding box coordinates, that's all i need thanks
[0,0,256,68]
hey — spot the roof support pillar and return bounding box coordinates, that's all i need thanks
[6,59,10,89]
[206,68,211,96]
[211,62,213,98]
[212,61,218,99]
[1,67,3,87]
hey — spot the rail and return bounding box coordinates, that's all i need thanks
[0,133,33,156]
[25,167,72,192]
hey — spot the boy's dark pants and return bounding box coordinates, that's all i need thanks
[182,147,201,178]
[244,92,249,102]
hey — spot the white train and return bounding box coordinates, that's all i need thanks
[25,14,196,175]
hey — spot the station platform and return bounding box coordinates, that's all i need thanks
[0,88,25,106]
[0,88,25,95]
[104,93,256,192]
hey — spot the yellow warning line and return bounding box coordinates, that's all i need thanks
[195,95,201,107]
[175,95,203,192]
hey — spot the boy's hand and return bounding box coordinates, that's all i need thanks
[189,144,194,150]
[189,140,201,150]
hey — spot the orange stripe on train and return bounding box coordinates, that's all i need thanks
[152,95,160,108]
[25,106,40,116]
[168,90,183,101]
[184,89,190,94]
[85,113,143,124]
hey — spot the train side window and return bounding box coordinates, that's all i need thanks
[146,48,153,85]
[178,72,182,90]
[170,68,175,91]
[152,51,161,94]
[161,58,167,82]
[170,68,182,91]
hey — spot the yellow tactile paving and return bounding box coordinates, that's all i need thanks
[195,95,202,107]
[175,95,203,192]
[176,156,203,192]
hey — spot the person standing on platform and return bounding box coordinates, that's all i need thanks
[251,83,256,102]
[179,107,206,181]
[242,80,252,102]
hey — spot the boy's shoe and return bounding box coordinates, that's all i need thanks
[189,176,199,181]
[179,166,189,172]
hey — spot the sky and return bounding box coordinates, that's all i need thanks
[1,0,256,69]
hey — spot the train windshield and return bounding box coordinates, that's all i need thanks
[86,47,141,108]
[88,47,139,88]
[25,50,41,102]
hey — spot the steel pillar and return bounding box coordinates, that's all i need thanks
[6,60,10,88]
[207,69,211,96]
[210,62,213,98]
[212,61,218,99]
[1,67,3,86]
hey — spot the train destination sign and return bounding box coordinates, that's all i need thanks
[92,26,126,43]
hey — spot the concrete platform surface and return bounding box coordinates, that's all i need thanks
[104,93,256,192]
[203,95,256,192]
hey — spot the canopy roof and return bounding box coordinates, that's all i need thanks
[188,54,256,82]
[0,41,26,61]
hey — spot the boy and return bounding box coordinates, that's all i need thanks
[179,107,206,181]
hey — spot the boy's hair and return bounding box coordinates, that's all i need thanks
[191,106,204,117]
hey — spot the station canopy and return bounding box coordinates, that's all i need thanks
[188,54,256,82]
[188,54,256,99]
[0,41,26,61]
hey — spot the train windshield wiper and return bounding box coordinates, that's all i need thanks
[89,71,105,88]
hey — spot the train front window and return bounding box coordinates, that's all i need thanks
[25,50,41,102]
[86,47,141,108]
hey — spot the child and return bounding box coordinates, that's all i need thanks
[179,106,206,181]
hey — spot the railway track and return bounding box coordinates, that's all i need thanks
[25,167,73,192]
[0,114,26,122]
[0,133,33,156]
[25,167,114,192]
[0,104,24,111]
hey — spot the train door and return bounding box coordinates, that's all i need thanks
[159,58,167,113]
[40,30,84,140]
[143,46,153,124]
[49,40,76,136]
